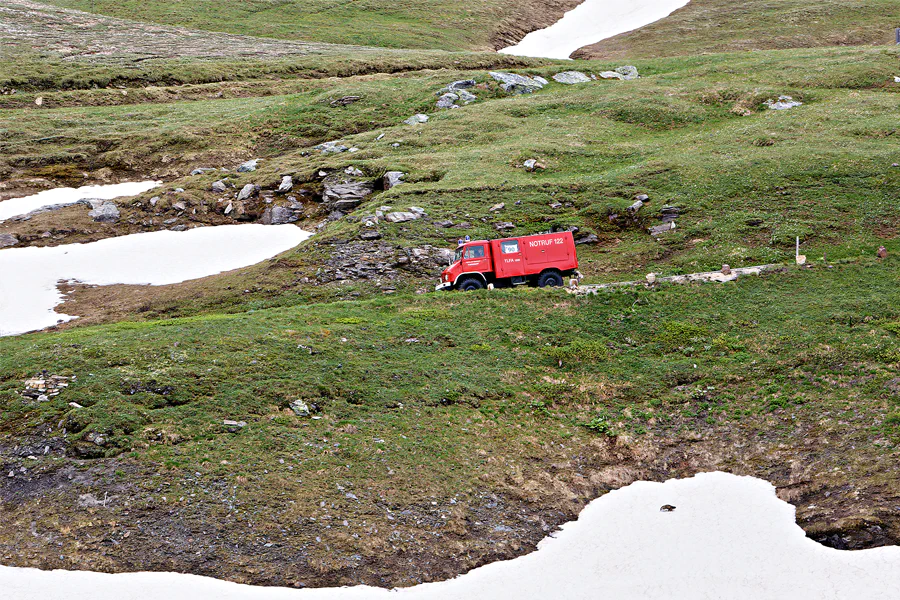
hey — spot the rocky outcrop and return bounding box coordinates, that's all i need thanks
[88,202,120,223]
[403,114,429,125]
[489,71,544,94]
[322,174,375,212]
[383,171,405,190]
[553,71,591,84]
[0,233,18,248]
[237,159,259,173]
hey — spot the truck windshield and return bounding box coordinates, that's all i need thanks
[454,248,463,263]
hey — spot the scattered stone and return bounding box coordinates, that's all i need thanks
[436,92,459,109]
[172,201,186,212]
[323,174,375,212]
[35,96,44,106]
[359,229,382,240]
[457,89,477,104]
[409,206,426,216]
[391,142,401,148]
[766,95,803,110]
[449,79,476,90]
[383,171,405,190]
[150,196,160,206]
[489,202,505,212]
[269,206,298,225]
[494,222,515,231]
[646,273,657,284]
[435,220,454,228]
[598,71,625,80]
[88,202,120,223]
[85,432,106,446]
[237,183,260,202]
[615,65,639,80]
[575,233,599,245]
[237,159,259,173]
[877,246,888,259]
[315,141,349,154]
[69,402,83,409]
[330,95,361,107]
[660,504,676,512]
[349,147,359,153]
[660,206,680,223]
[722,264,732,275]
[384,211,420,223]
[523,159,546,172]
[162,218,178,225]
[289,399,311,417]
[190,167,216,176]
[649,222,676,236]
[489,71,544,94]
[170,224,188,232]
[344,167,364,177]
[0,233,18,248]
[211,180,228,193]
[403,114,429,125]
[223,420,247,433]
[277,175,293,194]
[533,76,549,85]
[553,71,591,85]
[549,202,562,209]
[376,133,385,141]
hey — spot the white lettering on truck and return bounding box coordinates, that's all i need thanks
[528,238,565,248]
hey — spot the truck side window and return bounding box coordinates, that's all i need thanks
[500,241,519,254]
[464,245,485,259]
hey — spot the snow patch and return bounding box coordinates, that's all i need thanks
[499,0,690,60]
[0,181,161,222]
[2,473,900,599]
[0,225,311,336]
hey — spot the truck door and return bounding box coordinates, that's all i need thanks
[495,239,526,280]
[462,243,490,274]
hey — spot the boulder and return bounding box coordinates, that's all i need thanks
[190,167,216,176]
[237,159,258,173]
[270,206,297,224]
[458,90,477,103]
[598,71,625,80]
[0,233,18,248]
[345,166,364,177]
[523,159,546,172]
[403,114,429,125]
[436,93,459,109]
[489,71,544,94]
[449,79,476,90]
[553,71,591,85]
[494,222,515,231]
[211,180,228,193]
[172,201,186,212]
[383,171,405,190]
[88,202,120,223]
[277,175,293,194]
[615,66,639,80]
[534,76,549,85]
[489,202,505,212]
[322,174,375,212]
[359,229,382,240]
[575,233,600,245]
[315,141,349,154]
[289,399,311,417]
[384,211,420,223]
[648,222,676,236]
[237,183,260,202]
[223,420,246,433]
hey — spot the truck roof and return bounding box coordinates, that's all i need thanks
[459,231,571,245]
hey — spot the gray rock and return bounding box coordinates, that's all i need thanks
[403,114,429,125]
[345,166,364,177]
[172,201,186,212]
[494,222,515,231]
[383,171,405,190]
[270,206,297,224]
[211,180,228,193]
[489,202,505,212]
[237,183,260,202]
[0,233,18,248]
[553,71,591,85]
[648,222,676,236]
[449,79,476,90]
[458,90,477,103]
[533,76,549,85]
[435,220,454,228]
[323,174,375,212]
[599,71,625,80]
[523,159,546,171]
[316,141,349,154]
[289,399,311,417]
[277,175,293,194]
[384,212,420,223]
[359,229,382,240]
[150,196,160,206]
[237,159,259,173]
[170,224,188,232]
[615,66,639,80]
[190,167,216,176]
[489,71,544,94]
[575,233,600,245]
[436,93,459,109]
[223,420,246,433]
[409,206,426,216]
[88,202,120,223]
[766,95,803,110]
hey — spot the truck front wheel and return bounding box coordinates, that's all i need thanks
[457,277,485,291]
[537,271,563,288]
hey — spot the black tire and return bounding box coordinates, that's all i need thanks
[457,277,485,291]
[537,271,563,288]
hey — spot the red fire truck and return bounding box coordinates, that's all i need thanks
[436,231,581,291]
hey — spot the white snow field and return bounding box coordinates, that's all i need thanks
[2,472,899,600]
[0,181,160,222]
[499,0,690,59]
[0,224,312,336]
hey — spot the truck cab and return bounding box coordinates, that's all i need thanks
[436,232,580,291]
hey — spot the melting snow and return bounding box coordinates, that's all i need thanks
[499,0,690,60]
[0,181,160,222]
[1,472,899,599]
[0,225,311,336]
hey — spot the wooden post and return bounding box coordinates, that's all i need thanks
[896,28,900,44]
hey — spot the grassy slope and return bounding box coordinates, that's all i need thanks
[43,0,524,50]
[2,260,900,584]
[577,0,899,59]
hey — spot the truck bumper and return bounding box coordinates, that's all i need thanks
[435,281,454,292]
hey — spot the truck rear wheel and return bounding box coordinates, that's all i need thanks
[457,277,485,291]
[537,271,563,288]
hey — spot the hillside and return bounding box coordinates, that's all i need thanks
[2,0,900,591]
